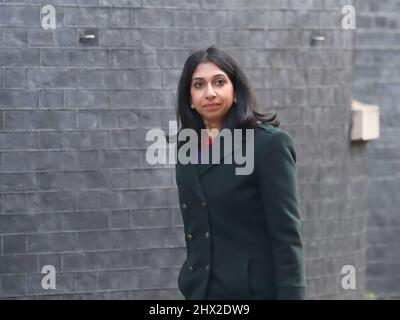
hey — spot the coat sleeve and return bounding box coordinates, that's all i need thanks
[256,130,307,300]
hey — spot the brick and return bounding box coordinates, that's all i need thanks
[64,89,109,108]
[2,5,39,26]
[77,110,98,129]
[3,151,30,171]
[121,190,141,210]
[130,209,173,228]
[110,171,131,188]
[39,89,63,108]
[3,235,27,254]
[134,8,173,27]
[98,270,140,291]
[109,211,130,229]
[96,230,141,250]
[5,110,75,130]
[0,255,38,274]
[0,275,26,298]
[139,109,162,129]
[191,9,227,28]
[37,213,63,233]
[141,247,184,267]
[55,29,77,47]
[99,0,140,6]
[74,272,98,292]
[39,170,105,191]
[26,192,76,213]
[28,28,57,47]
[111,50,132,67]
[78,69,100,89]
[0,172,38,192]
[0,48,39,66]
[4,27,28,47]
[74,192,99,211]
[99,69,141,89]
[63,251,130,272]
[40,49,64,66]
[0,132,39,149]
[64,7,109,27]
[38,132,63,149]
[74,231,98,251]
[109,90,133,108]
[100,29,141,47]
[106,110,141,129]
[61,212,109,231]
[140,268,178,289]
[65,49,109,66]
[110,130,130,148]
[109,8,131,27]
[28,68,77,88]
[28,233,75,253]
[97,190,124,210]
[131,169,172,189]
[140,29,164,48]
[156,49,187,68]
[140,228,183,249]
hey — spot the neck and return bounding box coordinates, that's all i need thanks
[203,119,222,132]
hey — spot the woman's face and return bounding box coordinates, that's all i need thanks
[190,62,235,129]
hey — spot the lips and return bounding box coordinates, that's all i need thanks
[204,103,220,110]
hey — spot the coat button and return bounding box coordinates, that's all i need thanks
[188,265,194,272]
[201,201,206,207]
[186,233,193,241]
[205,265,210,271]
[204,232,209,239]
[181,203,188,210]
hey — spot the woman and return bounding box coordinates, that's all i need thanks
[174,47,307,300]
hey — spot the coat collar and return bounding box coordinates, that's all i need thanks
[176,132,244,201]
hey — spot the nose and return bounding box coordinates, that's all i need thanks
[205,83,216,99]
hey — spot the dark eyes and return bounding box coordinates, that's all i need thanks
[193,79,226,89]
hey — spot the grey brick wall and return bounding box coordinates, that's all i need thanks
[0,0,368,299]
[353,0,400,299]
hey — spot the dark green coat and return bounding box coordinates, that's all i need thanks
[175,122,307,300]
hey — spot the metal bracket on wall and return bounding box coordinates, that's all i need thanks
[79,29,98,46]
[310,35,325,46]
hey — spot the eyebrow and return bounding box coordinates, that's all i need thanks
[191,73,227,81]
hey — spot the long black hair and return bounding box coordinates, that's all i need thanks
[176,46,279,135]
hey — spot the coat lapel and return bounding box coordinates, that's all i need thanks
[178,133,243,201]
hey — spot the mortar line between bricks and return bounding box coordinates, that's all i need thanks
[1,287,182,299]
[0,247,187,258]
[305,249,368,261]
[0,4,346,11]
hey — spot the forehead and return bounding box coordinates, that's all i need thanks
[192,62,228,79]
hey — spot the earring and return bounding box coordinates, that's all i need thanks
[190,104,195,109]
[234,98,237,103]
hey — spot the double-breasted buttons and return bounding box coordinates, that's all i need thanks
[204,232,209,239]
[188,265,194,272]
[181,203,188,210]
[186,233,193,241]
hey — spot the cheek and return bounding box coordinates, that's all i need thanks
[190,89,200,103]
[222,87,234,103]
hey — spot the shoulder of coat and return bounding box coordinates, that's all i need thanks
[255,121,278,135]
